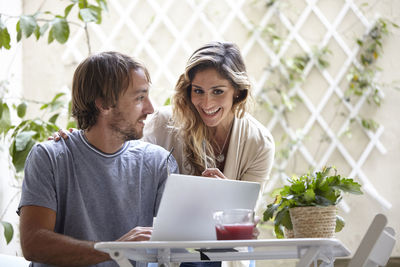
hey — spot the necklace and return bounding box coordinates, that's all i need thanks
[214,121,233,163]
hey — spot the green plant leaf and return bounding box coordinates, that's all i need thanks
[333,178,363,195]
[16,29,22,42]
[17,102,27,118]
[315,194,337,206]
[50,17,69,44]
[48,92,66,112]
[50,101,64,112]
[263,203,279,221]
[48,27,55,44]
[97,0,108,11]
[15,130,37,151]
[335,215,345,232]
[164,97,171,106]
[40,23,49,36]
[19,15,37,38]
[48,113,59,124]
[361,118,379,131]
[79,8,98,23]
[0,103,11,134]
[33,25,40,40]
[66,120,77,130]
[78,0,89,9]
[0,24,11,50]
[274,224,284,239]
[290,180,305,194]
[1,221,13,244]
[64,4,75,18]
[45,123,59,134]
[303,188,315,203]
[11,138,35,172]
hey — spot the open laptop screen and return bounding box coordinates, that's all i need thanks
[151,174,260,241]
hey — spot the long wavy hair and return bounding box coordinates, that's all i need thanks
[172,42,251,175]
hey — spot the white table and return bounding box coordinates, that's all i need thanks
[95,238,350,267]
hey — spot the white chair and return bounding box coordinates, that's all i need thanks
[0,253,30,267]
[348,213,396,267]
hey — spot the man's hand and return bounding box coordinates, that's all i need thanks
[253,216,260,239]
[116,226,153,241]
[201,168,227,179]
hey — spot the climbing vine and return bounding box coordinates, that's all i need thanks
[255,1,398,180]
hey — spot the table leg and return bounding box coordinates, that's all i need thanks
[157,248,171,267]
[296,247,320,267]
[110,250,134,267]
[318,249,335,267]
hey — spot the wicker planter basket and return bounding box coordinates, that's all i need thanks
[289,205,336,238]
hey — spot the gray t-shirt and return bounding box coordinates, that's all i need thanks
[18,130,178,267]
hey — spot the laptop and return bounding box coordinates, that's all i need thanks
[150,173,260,241]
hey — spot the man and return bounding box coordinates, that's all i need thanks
[18,51,178,266]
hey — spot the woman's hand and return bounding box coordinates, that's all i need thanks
[253,216,260,239]
[201,168,227,179]
[48,128,74,141]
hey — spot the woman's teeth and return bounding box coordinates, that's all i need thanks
[203,108,220,115]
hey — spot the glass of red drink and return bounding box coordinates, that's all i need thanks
[213,209,255,240]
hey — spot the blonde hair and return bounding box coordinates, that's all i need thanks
[172,42,251,175]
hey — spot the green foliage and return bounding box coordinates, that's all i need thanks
[360,117,379,132]
[261,23,283,53]
[263,167,363,238]
[1,221,13,245]
[163,97,171,106]
[1,93,74,173]
[345,18,398,130]
[0,0,108,49]
[0,1,108,245]
[0,15,11,49]
[259,47,330,116]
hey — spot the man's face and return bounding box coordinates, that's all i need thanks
[109,68,154,141]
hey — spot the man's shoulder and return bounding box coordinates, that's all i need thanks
[31,130,81,155]
[127,140,170,155]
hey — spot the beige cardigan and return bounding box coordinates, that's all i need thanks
[143,106,275,216]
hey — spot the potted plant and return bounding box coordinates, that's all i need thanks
[263,166,363,238]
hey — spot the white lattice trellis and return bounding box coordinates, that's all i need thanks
[61,0,391,210]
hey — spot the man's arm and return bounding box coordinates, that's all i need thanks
[20,205,154,266]
[20,205,110,267]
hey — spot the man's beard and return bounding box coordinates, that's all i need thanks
[109,108,142,141]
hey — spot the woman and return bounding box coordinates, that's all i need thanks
[144,41,274,201]
[145,41,274,267]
